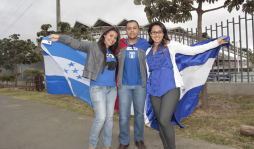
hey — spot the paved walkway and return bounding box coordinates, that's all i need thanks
[0,94,238,149]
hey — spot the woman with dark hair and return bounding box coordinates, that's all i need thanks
[49,27,120,149]
[146,21,228,149]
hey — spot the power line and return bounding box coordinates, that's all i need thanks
[0,0,14,17]
[0,0,27,25]
[0,0,39,38]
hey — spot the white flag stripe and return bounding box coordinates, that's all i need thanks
[44,55,76,96]
[52,56,90,86]
[44,56,65,76]
[180,58,215,99]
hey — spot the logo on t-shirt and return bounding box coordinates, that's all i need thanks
[129,52,135,59]
[107,53,114,58]
[105,53,116,71]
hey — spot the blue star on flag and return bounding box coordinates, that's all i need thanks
[76,75,82,79]
[68,62,75,67]
[64,69,68,74]
[72,68,78,73]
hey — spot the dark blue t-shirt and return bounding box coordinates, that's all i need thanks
[122,38,150,86]
[90,48,116,86]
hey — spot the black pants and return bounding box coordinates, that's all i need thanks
[150,88,180,149]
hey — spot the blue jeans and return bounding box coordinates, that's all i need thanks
[89,86,117,148]
[118,85,146,145]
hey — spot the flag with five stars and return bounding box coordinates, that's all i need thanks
[41,37,92,106]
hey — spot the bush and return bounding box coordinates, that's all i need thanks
[24,69,43,84]
[24,70,43,77]
[0,74,19,85]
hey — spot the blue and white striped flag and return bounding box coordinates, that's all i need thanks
[41,37,92,106]
[145,36,230,129]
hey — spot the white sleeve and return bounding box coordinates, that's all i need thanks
[171,40,219,56]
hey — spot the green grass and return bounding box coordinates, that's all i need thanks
[0,88,254,149]
[173,94,254,149]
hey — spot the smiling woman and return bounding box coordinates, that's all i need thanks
[146,21,228,149]
[48,26,120,149]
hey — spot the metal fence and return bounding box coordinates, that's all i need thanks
[136,14,254,83]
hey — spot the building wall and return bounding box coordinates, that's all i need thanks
[0,61,44,86]
[207,82,254,96]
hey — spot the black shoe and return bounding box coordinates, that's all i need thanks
[135,140,147,149]
[117,143,129,149]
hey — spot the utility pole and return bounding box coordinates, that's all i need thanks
[56,0,61,31]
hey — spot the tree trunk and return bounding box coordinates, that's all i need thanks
[197,2,208,109]
[56,0,61,31]
[197,4,203,42]
[240,125,254,137]
[14,63,17,87]
[200,83,208,109]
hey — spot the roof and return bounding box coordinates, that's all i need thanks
[73,20,91,28]
[73,19,150,28]
[93,18,113,27]
[117,19,128,26]
[142,23,151,28]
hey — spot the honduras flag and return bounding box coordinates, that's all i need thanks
[145,36,230,130]
[41,37,92,106]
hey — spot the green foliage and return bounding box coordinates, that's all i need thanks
[24,69,43,77]
[57,22,71,34]
[24,69,43,84]
[36,22,95,46]
[0,34,43,71]
[135,0,253,23]
[0,73,21,84]
[70,26,96,41]
[36,24,56,45]
[248,49,254,71]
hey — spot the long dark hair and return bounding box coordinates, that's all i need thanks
[148,21,170,48]
[98,26,120,74]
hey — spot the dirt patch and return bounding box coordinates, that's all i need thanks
[193,95,241,116]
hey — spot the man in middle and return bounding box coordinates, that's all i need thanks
[116,20,150,149]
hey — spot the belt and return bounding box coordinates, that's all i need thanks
[150,66,173,72]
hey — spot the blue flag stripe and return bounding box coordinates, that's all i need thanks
[69,78,92,106]
[45,76,73,96]
[42,39,87,66]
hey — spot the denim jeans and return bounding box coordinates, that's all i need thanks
[118,85,146,145]
[89,86,117,148]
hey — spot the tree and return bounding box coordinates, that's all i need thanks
[57,21,95,41]
[57,21,71,34]
[0,34,43,87]
[70,26,96,41]
[36,24,56,45]
[248,49,254,71]
[36,22,95,46]
[135,0,254,41]
[135,0,254,108]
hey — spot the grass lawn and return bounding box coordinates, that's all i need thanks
[0,88,253,149]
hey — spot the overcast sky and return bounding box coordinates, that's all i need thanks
[0,0,251,48]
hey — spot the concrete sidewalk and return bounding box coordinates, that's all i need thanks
[0,94,238,149]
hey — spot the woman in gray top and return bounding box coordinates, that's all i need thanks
[49,27,120,149]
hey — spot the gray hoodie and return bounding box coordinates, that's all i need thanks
[58,35,104,81]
